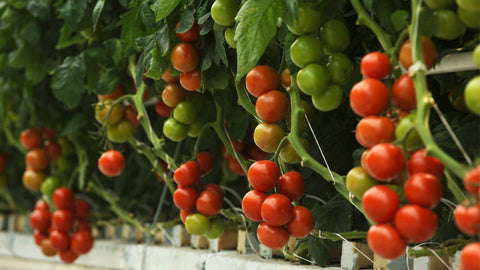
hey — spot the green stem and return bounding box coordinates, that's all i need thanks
[234,80,262,123]
[406,239,471,258]
[350,0,392,51]
[312,229,368,242]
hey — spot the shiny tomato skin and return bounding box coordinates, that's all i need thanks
[364,143,405,181]
[253,122,285,153]
[170,42,200,73]
[196,189,223,216]
[176,21,199,43]
[255,90,290,123]
[25,148,49,171]
[74,199,90,220]
[278,171,306,201]
[242,190,268,221]
[173,186,198,211]
[161,82,187,108]
[454,203,480,236]
[41,239,57,257]
[173,161,200,187]
[399,36,437,70]
[98,85,124,100]
[23,169,45,191]
[286,206,314,238]
[196,152,214,177]
[179,68,202,91]
[49,229,71,251]
[33,230,48,246]
[362,185,400,223]
[52,209,75,232]
[367,223,407,260]
[256,222,290,250]
[464,165,480,196]
[35,199,50,211]
[355,116,395,148]
[98,150,125,177]
[361,52,391,79]
[226,155,246,176]
[20,128,43,150]
[460,242,480,270]
[247,160,280,192]
[350,78,390,117]
[260,194,293,226]
[58,249,79,264]
[30,209,51,232]
[180,209,194,224]
[394,204,438,243]
[70,231,94,255]
[245,66,280,97]
[404,172,442,209]
[392,74,416,111]
[161,66,179,83]
[75,221,92,233]
[155,100,172,118]
[53,187,75,210]
[407,149,445,180]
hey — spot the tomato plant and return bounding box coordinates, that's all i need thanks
[70,231,94,255]
[399,37,437,70]
[260,194,293,226]
[320,19,350,52]
[363,143,405,181]
[394,204,438,243]
[290,36,324,68]
[350,78,390,117]
[454,203,480,236]
[255,90,289,123]
[185,213,211,235]
[360,52,391,79]
[247,160,280,192]
[170,43,200,73]
[256,222,290,250]
[286,205,314,238]
[245,65,279,98]
[283,2,322,36]
[176,21,199,43]
[367,224,407,260]
[345,167,377,199]
[210,0,238,27]
[98,150,125,177]
[404,172,442,208]
[242,190,268,221]
[392,74,416,111]
[355,116,395,148]
[362,185,400,223]
[278,171,306,201]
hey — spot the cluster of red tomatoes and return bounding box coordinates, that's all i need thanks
[95,86,140,144]
[242,160,314,250]
[30,187,94,263]
[172,152,226,239]
[20,127,63,191]
[221,139,268,176]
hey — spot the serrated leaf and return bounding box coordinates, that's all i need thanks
[56,24,86,50]
[390,10,409,32]
[139,0,155,28]
[145,49,168,80]
[235,0,284,81]
[213,29,228,67]
[103,38,123,65]
[50,54,86,110]
[156,24,170,56]
[177,7,195,33]
[58,0,89,30]
[155,0,181,21]
[92,0,105,32]
[96,68,119,95]
[120,7,144,51]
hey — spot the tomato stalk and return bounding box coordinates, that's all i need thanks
[312,229,367,242]
[406,238,471,258]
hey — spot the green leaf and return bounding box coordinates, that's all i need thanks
[26,0,51,19]
[390,10,409,32]
[145,48,168,80]
[156,24,170,56]
[103,38,123,66]
[5,0,27,9]
[235,0,285,81]
[283,0,297,16]
[21,21,41,48]
[202,66,230,90]
[155,0,181,22]
[96,68,119,95]
[58,0,89,30]
[56,24,86,50]
[213,29,228,67]
[177,7,195,33]
[120,7,144,51]
[25,60,55,84]
[8,45,41,69]
[58,113,89,137]
[50,54,86,110]
[139,0,155,28]
[92,0,105,32]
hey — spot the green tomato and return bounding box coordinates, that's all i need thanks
[163,118,188,142]
[457,8,480,29]
[211,0,238,26]
[424,0,455,9]
[188,119,207,138]
[456,0,480,11]
[464,75,480,115]
[40,175,61,197]
[284,2,322,36]
[327,53,353,85]
[311,85,343,112]
[56,155,74,173]
[185,213,211,235]
[474,44,480,69]
[395,114,423,150]
[345,167,377,199]
[224,28,236,48]
[320,19,350,52]
[297,64,330,96]
[204,217,225,239]
[0,174,7,190]
[173,101,197,125]
[290,36,324,68]
[434,9,466,40]
[279,138,309,164]
[107,119,134,143]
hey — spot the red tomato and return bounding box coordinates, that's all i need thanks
[260,194,293,226]
[246,146,269,161]
[25,148,49,171]
[362,185,400,223]
[35,199,50,211]
[205,183,224,198]
[226,155,246,176]
[30,209,51,232]
[355,116,395,148]
[74,199,90,220]
[161,66,179,83]
[404,172,442,208]
[399,36,437,70]
[176,21,200,43]
[0,154,4,173]
[58,249,79,264]
[52,209,75,232]
[33,230,48,246]
[45,140,62,161]
[49,229,71,251]
[180,209,194,224]
[247,160,280,192]
[162,82,187,108]
[256,222,290,250]
[278,171,306,201]
[53,187,75,210]
[155,100,172,118]
[350,78,390,117]
[394,204,438,243]
[173,161,200,187]
[360,52,391,79]
[98,150,125,177]
[464,165,480,196]
[196,189,223,216]
[180,68,202,91]
[98,85,124,100]
[75,220,92,233]
[196,152,214,177]
[364,143,405,181]
[286,205,314,238]
[255,90,290,123]
[170,42,200,73]
[245,65,280,97]
[122,106,140,128]
[41,127,59,139]
[460,242,480,270]
[392,74,416,111]
[173,186,198,211]
[242,190,268,221]
[20,128,43,150]
[454,203,480,236]
[367,223,407,260]
[407,149,445,180]
[70,231,94,255]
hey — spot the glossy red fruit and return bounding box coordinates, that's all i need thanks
[20,128,43,150]
[170,42,200,73]
[58,249,79,264]
[255,90,290,123]
[49,229,71,251]
[362,185,400,223]
[404,172,442,209]
[364,143,405,181]
[256,222,290,250]
[394,204,438,243]
[278,171,306,201]
[287,206,315,238]
[196,189,223,216]
[355,116,395,148]
[242,190,268,221]
[98,150,125,177]
[179,68,202,91]
[454,203,480,236]
[176,21,200,43]
[367,223,407,260]
[407,149,445,180]
[247,160,280,192]
[464,165,480,196]
[260,194,294,226]
[155,100,172,118]
[173,186,198,211]
[360,51,391,79]
[51,209,75,232]
[245,66,280,97]
[161,66,179,83]
[350,78,390,117]
[45,140,62,161]
[30,209,51,232]
[196,152,214,177]
[74,199,90,220]
[33,230,48,246]
[460,242,480,270]
[70,231,94,255]
[35,200,50,211]
[53,187,75,210]
[392,74,416,111]
[173,161,200,187]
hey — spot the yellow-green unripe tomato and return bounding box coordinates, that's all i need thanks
[204,217,225,239]
[395,114,423,151]
[464,75,480,115]
[346,167,377,199]
[185,213,211,235]
[284,3,322,36]
[434,9,466,40]
[424,0,455,10]
[224,28,236,48]
[211,0,238,27]
[107,119,134,143]
[474,44,480,69]
[297,64,330,96]
[311,85,344,112]
[320,19,350,52]
[279,138,310,164]
[456,0,480,11]
[290,36,324,68]
[40,175,61,197]
[457,8,480,29]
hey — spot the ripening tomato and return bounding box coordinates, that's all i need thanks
[176,21,199,43]
[70,231,94,255]
[255,90,290,123]
[45,140,62,161]
[226,155,246,176]
[454,203,480,236]
[75,221,92,233]
[363,143,405,181]
[179,68,202,91]
[98,150,125,177]
[170,43,200,73]
[404,172,442,209]
[350,78,390,117]
[260,194,293,226]
[185,213,211,235]
[407,149,444,180]
[161,66,179,83]
[246,146,269,161]
[367,224,407,260]
[361,52,391,79]
[278,171,306,201]
[52,209,75,232]
[173,161,200,187]
[33,230,48,246]
[180,209,194,224]
[460,242,480,270]
[464,165,480,196]
[94,98,123,125]
[162,83,187,108]
[247,160,280,192]
[20,128,43,150]
[355,116,395,148]
[155,100,172,118]
[53,187,75,210]
[25,148,48,171]
[41,127,58,140]
[49,229,70,251]
[394,204,438,243]
[287,206,314,238]
[107,119,134,143]
[362,185,400,223]
[122,106,140,129]
[392,74,416,111]
[40,239,57,257]
[173,186,198,211]
[242,190,268,221]
[23,170,45,191]
[35,200,50,211]
[196,189,223,216]
[204,217,225,239]
[345,167,377,199]
[280,67,291,87]
[253,122,286,153]
[256,222,290,250]
[245,66,280,98]
[399,36,437,70]
[30,209,51,232]
[58,249,79,264]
